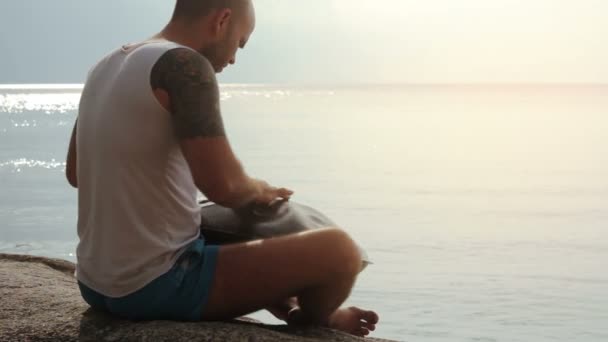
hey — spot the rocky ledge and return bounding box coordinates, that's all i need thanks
[0,253,397,342]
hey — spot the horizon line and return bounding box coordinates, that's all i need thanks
[1,82,608,91]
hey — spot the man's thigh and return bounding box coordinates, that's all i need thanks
[201,227,359,320]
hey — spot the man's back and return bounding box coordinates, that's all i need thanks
[76,41,201,298]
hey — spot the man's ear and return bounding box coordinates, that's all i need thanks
[212,8,233,36]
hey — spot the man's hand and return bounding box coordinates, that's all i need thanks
[253,180,294,206]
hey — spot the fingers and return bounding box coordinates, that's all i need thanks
[253,187,294,206]
[276,187,294,200]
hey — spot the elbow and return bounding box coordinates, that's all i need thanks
[68,179,78,189]
[66,168,78,188]
[67,176,78,189]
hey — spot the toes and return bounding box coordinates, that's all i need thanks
[361,320,376,331]
[353,327,370,337]
[349,306,380,325]
[365,311,380,325]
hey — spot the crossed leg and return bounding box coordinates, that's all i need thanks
[200,228,379,337]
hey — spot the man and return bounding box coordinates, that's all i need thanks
[66,0,379,337]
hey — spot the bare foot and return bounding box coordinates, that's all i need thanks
[270,301,379,337]
[327,306,379,337]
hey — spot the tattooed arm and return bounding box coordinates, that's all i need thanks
[150,48,288,208]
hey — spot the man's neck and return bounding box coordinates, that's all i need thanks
[155,21,211,53]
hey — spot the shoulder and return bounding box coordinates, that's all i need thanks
[151,47,216,90]
[148,46,225,139]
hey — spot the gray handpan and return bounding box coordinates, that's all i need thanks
[199,199,371,270]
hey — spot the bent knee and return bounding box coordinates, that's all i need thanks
[316,228,362,275]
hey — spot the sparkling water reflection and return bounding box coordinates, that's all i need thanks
[1,85,608,341]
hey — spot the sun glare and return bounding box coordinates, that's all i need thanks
[328,0,608,83]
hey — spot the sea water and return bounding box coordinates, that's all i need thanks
[1,84,607,341]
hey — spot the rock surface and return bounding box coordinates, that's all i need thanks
[0,253,398,342]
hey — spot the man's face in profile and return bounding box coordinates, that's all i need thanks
[201,4,255,73]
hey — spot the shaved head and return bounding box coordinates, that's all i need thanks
[171,0,252,22]
[162,0,256,73]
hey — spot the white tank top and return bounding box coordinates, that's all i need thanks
[76,41,201,297]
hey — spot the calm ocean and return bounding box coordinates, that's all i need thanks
[1,84,607,341]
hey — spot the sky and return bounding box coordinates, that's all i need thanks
[0,0,607,84]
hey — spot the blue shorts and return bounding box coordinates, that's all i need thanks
[78,238,220,321]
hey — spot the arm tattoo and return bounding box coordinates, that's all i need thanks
[150,48,225,139]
